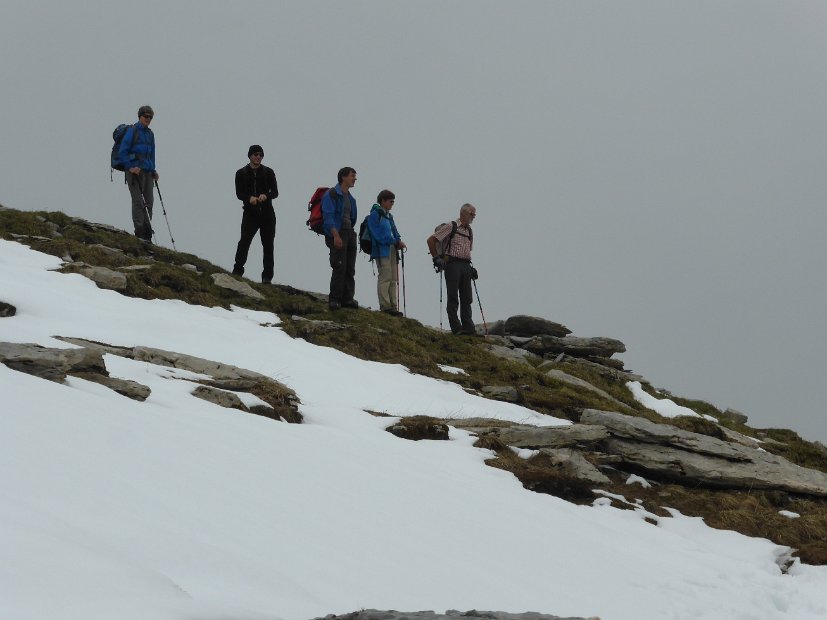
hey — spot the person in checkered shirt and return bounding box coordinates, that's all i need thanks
[426,203,479,335]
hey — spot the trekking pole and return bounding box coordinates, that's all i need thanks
[472,279,489,337]
[438,272,444,331]
[154,179,177,251]
[395,250,400,313]
[400,248,407,317]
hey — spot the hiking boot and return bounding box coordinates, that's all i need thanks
[261,279,272,285]
[382,308,403,317]
[342,300,359,309]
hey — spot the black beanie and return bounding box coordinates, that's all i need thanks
[248,145,264,157]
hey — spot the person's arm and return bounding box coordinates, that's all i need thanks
[235,169,250,204]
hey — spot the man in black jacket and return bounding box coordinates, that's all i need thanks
[232,145,279,283]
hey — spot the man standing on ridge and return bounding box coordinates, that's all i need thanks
[427,203,478,335]
[322,167,359,310]
[119,105,158,243]
[232,145,279,284]
[367,189,406,316]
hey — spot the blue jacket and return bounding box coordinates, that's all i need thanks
[119,123,156,172]
[367,204,401,259]
[321,184,357,237]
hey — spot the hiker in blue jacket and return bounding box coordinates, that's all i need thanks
[367,190,406,316]
[119,105,158,242]
[321,167,358,310]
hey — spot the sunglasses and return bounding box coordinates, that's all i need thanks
[141,114,153,120]
[251,152,263,157]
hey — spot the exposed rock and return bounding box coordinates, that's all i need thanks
[450,418,607,449]
[0,342,106,382]
[0,302,16,317]
[482,385,520,402]
[313,610,599,620]
[504,315,572,337]
[540,448,611,485]
[89,244,124,256]
[517,335,625,358]
[76,264,128,290]
[131,346,266,381]
[538,357,644,384]
[181,263,199,272]
[54,337,303,423]
[211,273,265,300]
[484,319,507,335]
[480,343,538,366]
[70,218,125,235]
[581,409,827,497]
[544,369,626,408]
[191,385,248,410]
[70,372,151,401]
[721,407,749,425]
[9,232,52,242]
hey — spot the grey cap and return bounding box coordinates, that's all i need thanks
[138,105,154,117]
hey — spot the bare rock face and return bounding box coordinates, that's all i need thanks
[517,336,626,359]
[75,264,128,290]
[70,372,151,401]
[480,342,538,366]
[211,273,265,300]
[449,418,608,450]
[580,409,827,497]
[0,342,107,382]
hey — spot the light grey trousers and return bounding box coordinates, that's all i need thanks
[376,251,398,311]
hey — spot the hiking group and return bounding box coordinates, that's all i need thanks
[112,105,481,335]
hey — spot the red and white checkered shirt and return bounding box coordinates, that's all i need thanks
[434,220,473,260]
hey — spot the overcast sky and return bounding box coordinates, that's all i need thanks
[2,1,826,444]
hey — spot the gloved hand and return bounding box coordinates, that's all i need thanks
[470,267,479,280]
[433,257,446,273]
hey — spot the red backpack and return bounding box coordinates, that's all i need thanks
[306,187,336,235]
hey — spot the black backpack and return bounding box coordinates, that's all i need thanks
[110,123,139,179]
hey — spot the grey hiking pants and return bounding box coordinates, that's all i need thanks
[444,259,474,334]
[126,171,154,241]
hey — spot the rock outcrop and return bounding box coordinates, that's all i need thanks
[580,409,827,497]
[480,315,630,375]
[447,411,827,498]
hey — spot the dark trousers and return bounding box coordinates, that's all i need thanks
[126,171,154,241]
[233,205,276,282]
[325,228,357,304]
[445,259,474,334]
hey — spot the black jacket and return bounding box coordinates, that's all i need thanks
[235,164,279,209]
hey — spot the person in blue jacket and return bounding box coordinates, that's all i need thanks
[321,167,358,310]
[119,105,158,242]
[367,189,406,316]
